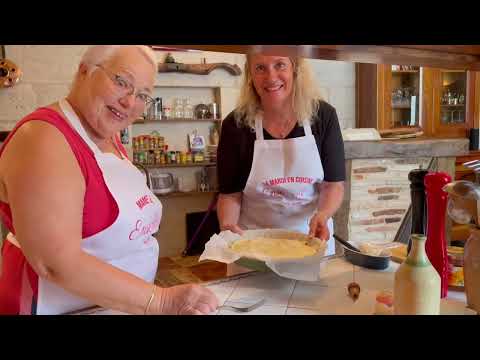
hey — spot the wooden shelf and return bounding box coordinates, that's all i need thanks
[134,117,221,124]
[392,104,411,109]
[155,191,217,198]
[442,69,467,73]
[441,104,465,107]
[392,70,419,74]
[135,162,216,169]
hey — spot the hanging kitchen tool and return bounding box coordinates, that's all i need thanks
[0,45,22,88]
[157,53,242,76]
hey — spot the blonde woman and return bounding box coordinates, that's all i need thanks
[0,45,218,314]
[217,54,346,265]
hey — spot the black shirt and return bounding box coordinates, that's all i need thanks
[217,100,346,194]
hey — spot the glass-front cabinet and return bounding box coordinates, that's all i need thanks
[440,70,467,125]
[356,63,477,138]
[389,65,421,128]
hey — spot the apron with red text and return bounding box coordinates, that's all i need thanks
[7,99,162,314]
[238,114,335,256]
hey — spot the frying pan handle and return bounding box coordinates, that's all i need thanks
[333,234,361,252]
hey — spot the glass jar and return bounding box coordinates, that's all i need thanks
[180,151,187,164]
[183,99,194,119]
[194,152,204,163]
[174,98,184,118]
[447,246,464,288]
[163,106,172,119]
[150,136,157,150]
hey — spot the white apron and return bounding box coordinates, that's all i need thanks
[238,115,335,256]
[8,99,162,314]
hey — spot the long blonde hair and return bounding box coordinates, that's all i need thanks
[234,55,321,128]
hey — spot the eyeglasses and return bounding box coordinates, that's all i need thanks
[95,64,154,107]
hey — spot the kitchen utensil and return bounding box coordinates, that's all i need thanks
[1,46,22,88]
[217,298,265,313]
[333,234,361,252]
[62,305,103,315]
[425,172,452,298]
[64,298,266,315]
[333,234,390,270]
[150,172,175,195]
[194,103,209,119]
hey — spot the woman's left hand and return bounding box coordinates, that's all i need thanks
[308,212,330,241]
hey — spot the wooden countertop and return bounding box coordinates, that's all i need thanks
[344,138,469,159]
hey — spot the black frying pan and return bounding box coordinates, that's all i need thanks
[333,234,390,270]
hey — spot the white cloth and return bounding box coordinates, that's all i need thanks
[238,115,335,256]
[9,99,162,314]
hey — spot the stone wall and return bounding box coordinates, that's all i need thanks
[348,158,431,244]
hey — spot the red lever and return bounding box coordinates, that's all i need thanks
[424,172,452,298]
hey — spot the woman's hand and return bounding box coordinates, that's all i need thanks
[157,284,219,315]
[221,224,244,235]
[308,212,330,241]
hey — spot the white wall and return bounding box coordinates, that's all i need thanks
[1,46,355,130]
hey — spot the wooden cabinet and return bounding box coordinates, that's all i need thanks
[356,64,479,138]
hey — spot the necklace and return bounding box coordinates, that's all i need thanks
[271,118,296,138]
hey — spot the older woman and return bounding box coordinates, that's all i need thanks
[0,45,218,315]
[217,53,346,260]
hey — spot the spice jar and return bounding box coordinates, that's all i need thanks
[194,152,204,163]
[186,151,193,163]
[447,246,464,288]
[180,151,187,164]
[160,151,166,165]
[150,136,157,150]
[132,137,138,152]
[163,106,172,118]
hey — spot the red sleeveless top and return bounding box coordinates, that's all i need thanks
[0,107,128,314]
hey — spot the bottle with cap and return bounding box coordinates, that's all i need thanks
[155,97,163,120]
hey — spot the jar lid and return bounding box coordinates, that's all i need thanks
[447,246,464,255]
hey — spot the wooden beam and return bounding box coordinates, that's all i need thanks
[152,45,480,71]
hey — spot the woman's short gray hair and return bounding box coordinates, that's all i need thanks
[80,45,158,73]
